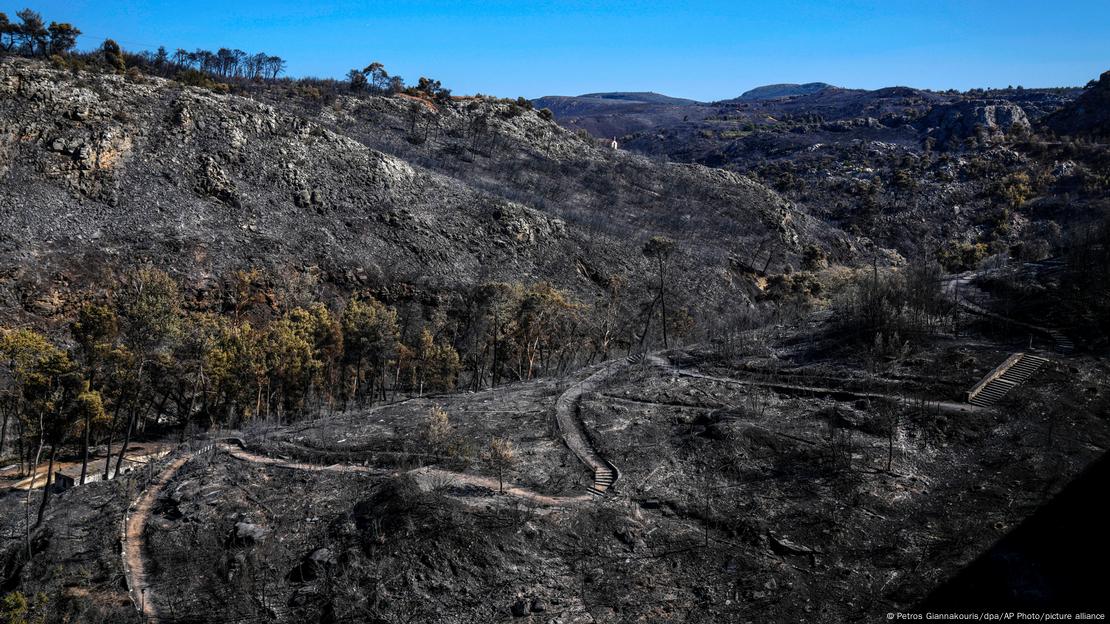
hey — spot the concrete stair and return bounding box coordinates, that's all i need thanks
[1045,329,1074,355]
[555,361,623,499]
[968,353,1049,407]
[587,466,617,496]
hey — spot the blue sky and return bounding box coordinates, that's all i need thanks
[3,1,1107,100]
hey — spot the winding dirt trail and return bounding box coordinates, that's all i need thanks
[123,359,629,621]
[220,443,593,506]
[648,354,986,416]
[554,360,624,494]
[221,358,628,500]
[121,454,190,624]
[124,444,592,622]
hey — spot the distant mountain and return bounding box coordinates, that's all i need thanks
[530,91,700,115]
[531,92,713,138]
[572,92,702,106]
[734,82,835,101]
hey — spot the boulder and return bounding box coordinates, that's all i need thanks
[308,547,337,566]
[286,547,337,583]
[230,522,267,545]
[510,598,529,617]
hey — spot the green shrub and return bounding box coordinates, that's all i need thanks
[102,39,125,73]
[0,591,48,624]
[938,241,988,272]
[175,69,230,93]
[994,171,1032,207]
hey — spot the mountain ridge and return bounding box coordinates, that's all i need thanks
[733,81,836,101]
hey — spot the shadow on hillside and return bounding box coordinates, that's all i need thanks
[917,451,1110,612]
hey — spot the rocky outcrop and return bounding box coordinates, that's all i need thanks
[0,58,589,313]
[821,117,883,132]
[1041,70,1110,139]
[918,100,1031,148]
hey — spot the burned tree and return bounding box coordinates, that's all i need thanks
[642,236,676,348]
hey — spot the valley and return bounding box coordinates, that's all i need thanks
[0,7,1109,621]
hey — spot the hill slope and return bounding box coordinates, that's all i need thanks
[1042,70,1110,138]
[531,92,716,138]
[0,58,849,324]
[574,91,701,105]
[734,81,835,101]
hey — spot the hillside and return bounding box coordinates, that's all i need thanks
[1042,70,1110,138]
[531,92,716,138]
[6,319,1109,622]
[732,82,836,101]
[606,82,1097,262]
[574,91,701,106]
[2,32,1109,624]
[0,57,849,328]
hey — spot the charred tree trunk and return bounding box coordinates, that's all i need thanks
[25,413,44,558]
[658,257,669,349]
[35,442,57,527]
[114,403,137,479]
[79,408,91,485]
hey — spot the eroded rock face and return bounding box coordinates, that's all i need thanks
[919,100,1031,147]
[0,58,592,308]
[0,56,843,327]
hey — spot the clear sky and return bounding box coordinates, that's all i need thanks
[3,0,1107,100]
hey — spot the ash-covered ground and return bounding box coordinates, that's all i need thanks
[5,313,1107,623]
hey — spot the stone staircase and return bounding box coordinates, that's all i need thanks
[554,362,623,497]
[1045,328,1075,355]
[587,466,617,497]
[967,353,1050,407]
[949,272,1076,356]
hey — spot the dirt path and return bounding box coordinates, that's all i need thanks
[121,454,190,624]
[648,355,985,416]
[221,443,591,506]
[125,439,589,622]
[122,359,630,619]
[413,466,591,506]
[554,360,624,494]
[221,357,629,501]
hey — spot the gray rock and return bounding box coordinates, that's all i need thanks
[919,100,1031,147]
[309,547,336,566]
[232,522,267,544]
[0,57,836,333]
[510,598,529,617]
